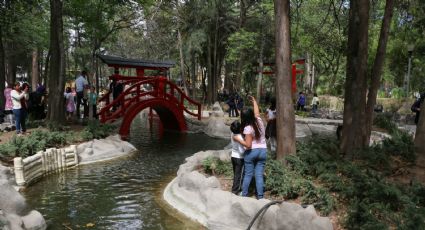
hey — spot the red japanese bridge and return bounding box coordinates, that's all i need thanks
[97,55,201,140]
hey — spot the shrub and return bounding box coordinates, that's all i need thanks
[201,156,232,177]
[0,130,79,158]
[373,113,398,134]
[81,120,116,140]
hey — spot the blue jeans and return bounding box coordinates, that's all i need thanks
[242,148,267,199]
[13,108,27,134]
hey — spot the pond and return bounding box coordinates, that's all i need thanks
[22,114,227,229]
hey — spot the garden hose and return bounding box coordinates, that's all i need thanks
[246,200,283,230]
[246,201,314,230]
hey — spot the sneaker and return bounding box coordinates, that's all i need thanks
[17,133,23,137]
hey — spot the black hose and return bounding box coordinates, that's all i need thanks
[246,200,283,230]
[246,200,317,229]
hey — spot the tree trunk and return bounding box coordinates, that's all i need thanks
[207,36,213,104]
[274,0,296,160]
[31,49,39,91]
[340,0,370,155]
[364,0,394,144]
[235,0,247,93]
[256,31,265,101]
[191,53,196,98]
[43,49,51,84]
[47,0,66,123]
[0,27,6,109]
[415,105,425,166]
[177,29,189,95]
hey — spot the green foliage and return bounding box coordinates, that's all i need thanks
[0,130,78,158]
[46,121,71,132]
[226,29,258,64]
[372,114,416,163]
[264,158,335,215]
[373,113,398,134]
[201,156,232,177]
[377,90,387,98]
[380,131,416,163]
[81,120,117,141]
[390,87,406,99]
[288,137,423,229]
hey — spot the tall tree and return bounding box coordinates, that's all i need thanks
[48,0,66,122]
[0,27,5,109]
[340,0,370,155]
[364,0,394,144]
[274,0,295,160]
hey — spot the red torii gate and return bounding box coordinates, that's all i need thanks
[97,55,201,140]
[258,59,305,93]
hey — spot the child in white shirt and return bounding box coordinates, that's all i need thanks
[230,120,245,194]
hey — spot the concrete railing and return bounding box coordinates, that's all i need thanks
[13,145,78,186]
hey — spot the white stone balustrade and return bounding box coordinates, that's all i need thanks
[13,145,78,186]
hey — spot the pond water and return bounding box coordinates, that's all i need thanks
[22,114,227,229]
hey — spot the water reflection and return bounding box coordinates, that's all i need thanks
[23,111,227,229]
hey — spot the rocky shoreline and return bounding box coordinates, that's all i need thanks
[0,135,136,230]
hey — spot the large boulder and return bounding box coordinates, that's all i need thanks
[164,150,333,230]
[210,102,224,117]
[78,135,137,164]
[204,117,230,139]
[0,164,46,230]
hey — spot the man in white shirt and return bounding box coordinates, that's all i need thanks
[75,70,89,118]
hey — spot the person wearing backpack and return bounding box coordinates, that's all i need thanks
[412,93,425,125]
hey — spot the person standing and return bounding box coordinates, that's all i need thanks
[233,96,267,199]
[75,70,89,118]
[412,93,425,125]
[4,83,14,124]
[311,93,320,113]
[230,120,245,195]
[296,91,306,111]
[64,87,75,121]
[265,97,277,153]
[11,82,29,135]
[89,86,98,119]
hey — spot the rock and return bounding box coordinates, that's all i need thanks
[308,124,337,137]
[0,166,26,215]
[210,102,224,117]
[21,211,46,230]
[164,149,333,230]
[204,117,230,139]
[78,135,137,164]
[0,165,46,230]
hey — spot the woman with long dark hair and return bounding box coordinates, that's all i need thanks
[233,96,267,199]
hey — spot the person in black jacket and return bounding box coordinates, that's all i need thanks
[412,93,425,125]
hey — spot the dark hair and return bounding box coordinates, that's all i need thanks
[82,70,87,75]
[66,87,71,93]
[270,97,276,110]
[21,82,29,90]
[240,107,261,140]
[230,120,241,134]
[314,93,318,97]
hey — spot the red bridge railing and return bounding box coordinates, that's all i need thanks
[97,76,202,124]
